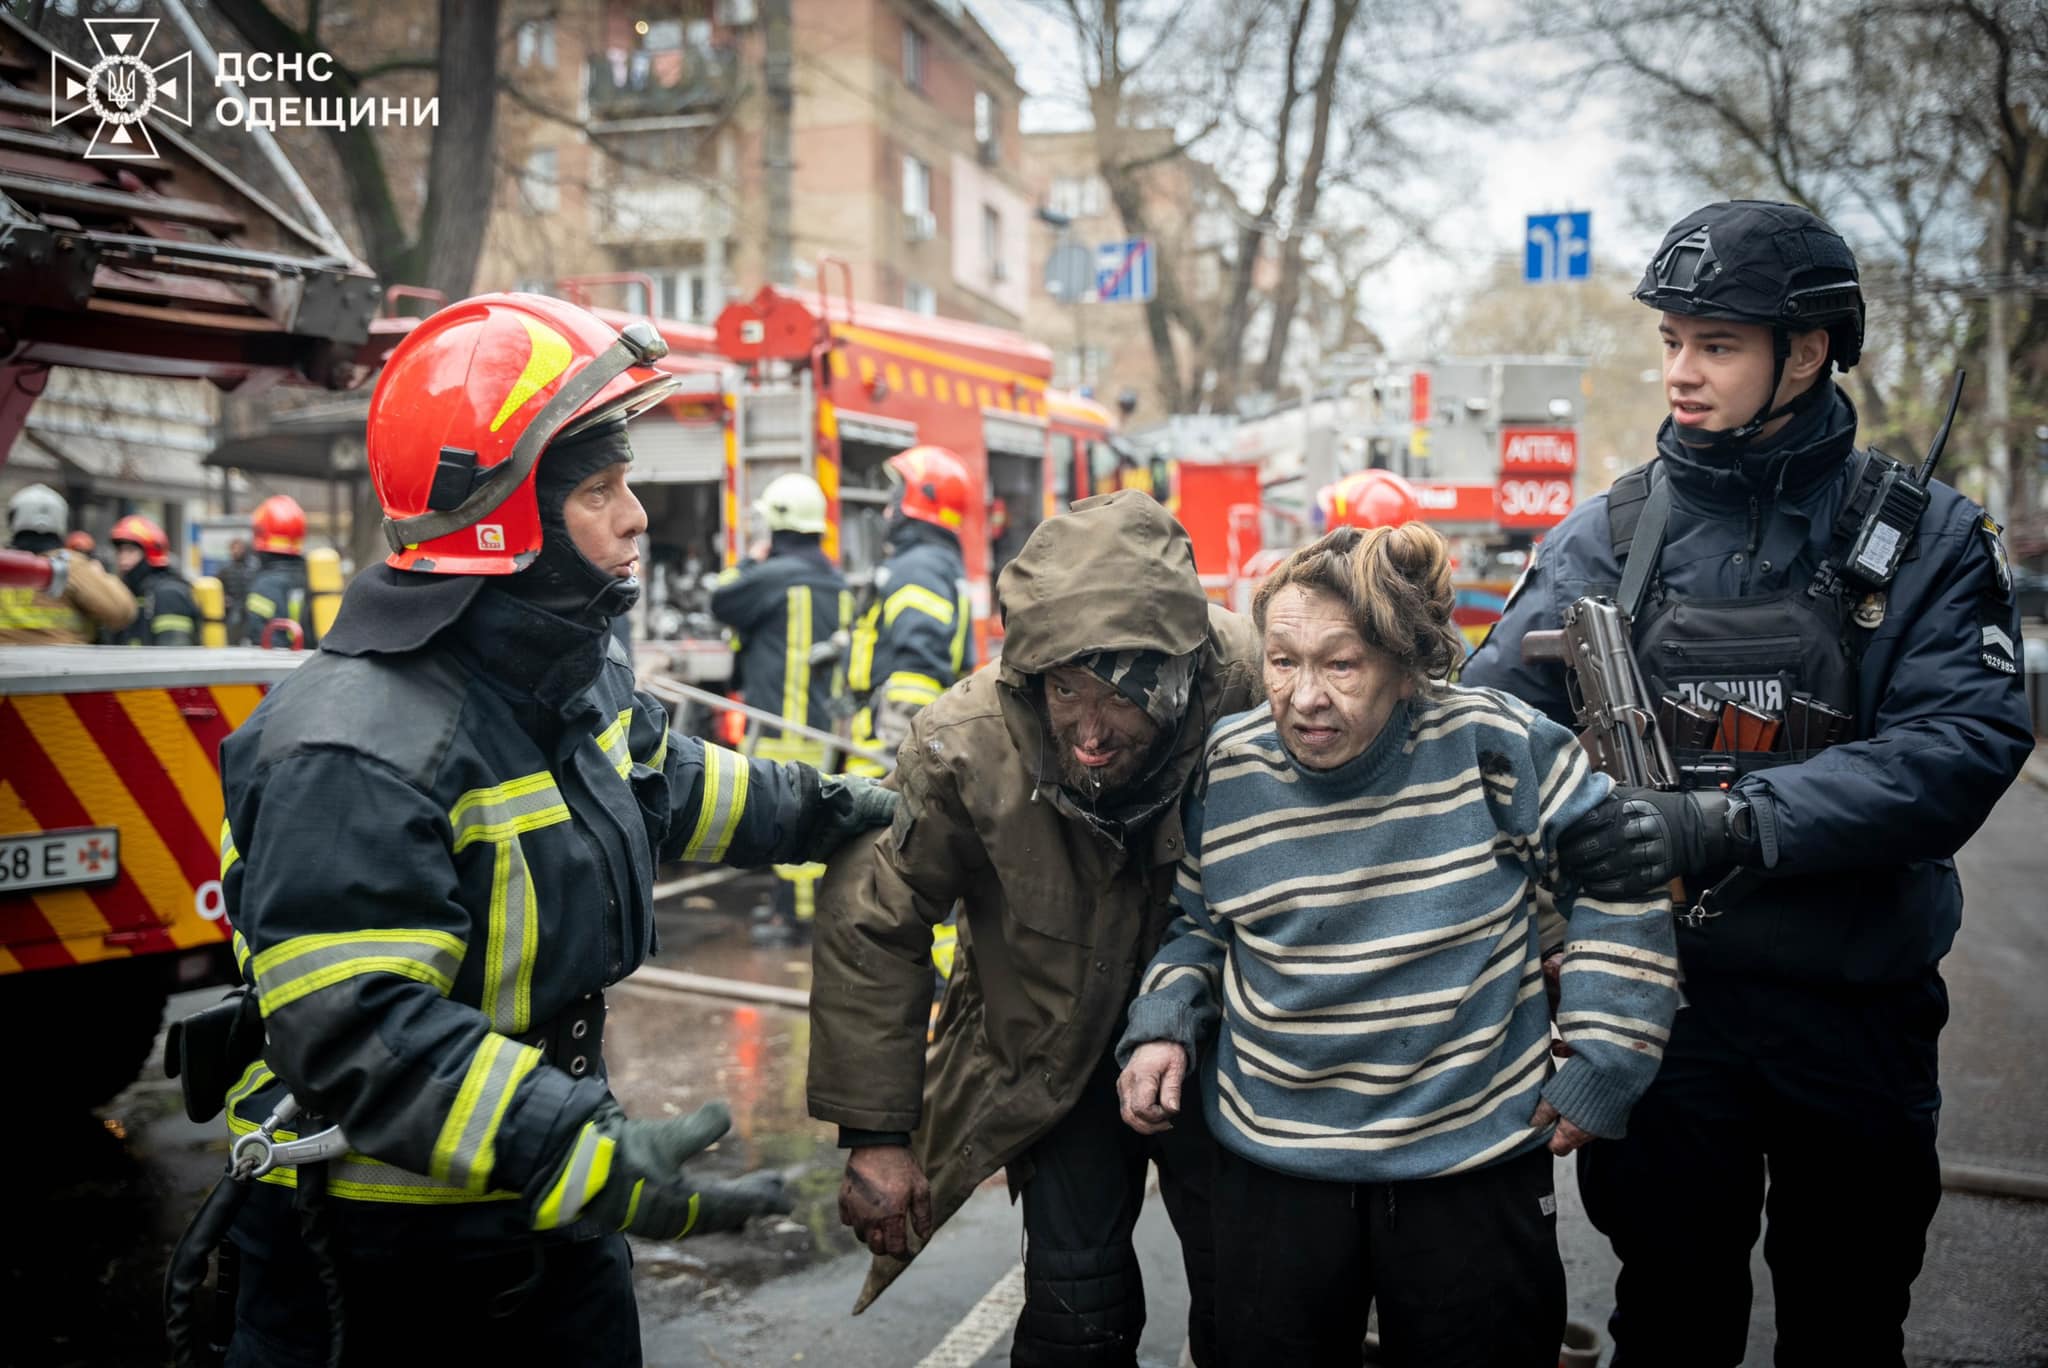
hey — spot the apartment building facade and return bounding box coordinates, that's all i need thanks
[484,0,1031,328]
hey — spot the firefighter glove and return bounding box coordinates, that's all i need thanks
[790,773,899,863]
[1559,786,1753,897]
[529,1099,791,1239]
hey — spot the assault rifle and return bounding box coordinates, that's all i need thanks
[1521,596,1677,791]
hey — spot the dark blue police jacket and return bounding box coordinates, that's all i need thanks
[1463,387,2034,986]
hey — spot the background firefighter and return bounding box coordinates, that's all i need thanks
[241,496,319,650]
[108,514,198,647]
[843,445,976,779]
[808,489,1262,1366]
[0,482,135,644]
[710,471,851,944]
[203,294,896,1366]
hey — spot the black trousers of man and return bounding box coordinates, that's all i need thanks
[1208,1139,1563,1368]
[1578,970,1946,1368]
[224,1188,641,1367]
[1012,1050,1217,1367]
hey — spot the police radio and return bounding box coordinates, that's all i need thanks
[1838,370,1963,592]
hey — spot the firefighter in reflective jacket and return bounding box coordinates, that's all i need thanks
[242,495,318,648]
[0,483,135,644]
[710,472,849,940]
[846,446,975,779]
[108,514,198,646]
[211,295,898,1366]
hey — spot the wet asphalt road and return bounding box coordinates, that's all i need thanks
[14,772,2048,1367]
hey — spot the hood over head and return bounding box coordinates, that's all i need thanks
[996,489,1209,678]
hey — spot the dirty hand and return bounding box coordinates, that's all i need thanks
[529,1100,792,1239]
[840,1144,933,1258]
[1530,1099,1598,1157]
[1118,1042,1189,1135]
[792,773,901,862]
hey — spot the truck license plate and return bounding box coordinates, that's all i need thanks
[0,827,121,894]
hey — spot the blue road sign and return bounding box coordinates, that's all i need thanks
[1525,212,1591,283]
[1095,238,1155,303]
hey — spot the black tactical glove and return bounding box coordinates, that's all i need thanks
[1558,787,1757,897]
[786,772,899,863]
[529,1100,790,1238]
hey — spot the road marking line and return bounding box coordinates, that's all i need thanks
[917,1262,1026,1368]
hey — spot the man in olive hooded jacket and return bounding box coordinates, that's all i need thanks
[808,490,1262,1365]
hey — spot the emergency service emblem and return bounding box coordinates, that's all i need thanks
[50,19,193,161]
[1981,515,2014,601]
[477,524,506,552]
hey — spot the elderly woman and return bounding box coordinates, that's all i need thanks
[1115,523,1679,1368]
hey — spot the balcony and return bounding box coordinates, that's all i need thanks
[591,179,735,247]
[586,45,739,124]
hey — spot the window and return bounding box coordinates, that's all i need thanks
[904,281,937,316]
[515,19,556,70]
[654,269,709,323]
[520,147,558,212]
[982,205,1004,281]
[1055,346,1108,390]
[902,23,926,91]
[1048,175,1105,220]
[974,91,998,159]
[902,155,932,215]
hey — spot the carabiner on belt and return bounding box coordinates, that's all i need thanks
[230,1094,351,1180]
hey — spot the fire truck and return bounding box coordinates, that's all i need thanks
[594,275,1276,681]
[0,9,389,1105]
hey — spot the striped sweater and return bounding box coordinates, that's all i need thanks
[1118,686,1679,1183]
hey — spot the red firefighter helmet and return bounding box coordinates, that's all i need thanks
[1316,469,1421,532]
[251,496,307,554]
[366,293,679,574]
[887,445,970,533]
[110,514,171,567]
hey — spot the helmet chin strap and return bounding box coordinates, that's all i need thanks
[1676,327,1831,460]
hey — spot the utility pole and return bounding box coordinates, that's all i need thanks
[762,0,795,286]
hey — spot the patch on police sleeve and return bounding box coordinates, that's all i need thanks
[1980,515,2014,602]
[1979,619,2018,676]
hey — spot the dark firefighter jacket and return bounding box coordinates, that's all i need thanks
[1462,387,2034,986]
[110,564,197,646]
[709,540,849,735]
[846,521,974,772]
[808,490,1262,1311]
[850,521,974,721]
[243,551,315,648]
[220,586,832,1246]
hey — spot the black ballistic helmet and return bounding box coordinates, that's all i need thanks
[1637,200,1863,449]
[1636,200,1864,370]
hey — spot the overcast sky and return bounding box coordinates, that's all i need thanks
[966,0,1667,357]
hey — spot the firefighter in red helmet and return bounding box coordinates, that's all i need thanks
[845,445,976,778]
[108,514,198,646]
[242,494,318,648]
[187,295,899,1366]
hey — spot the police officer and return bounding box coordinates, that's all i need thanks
[710,471,850,942]
[242,494,317,648]
[0,483,135,644]
[1462,201,2035,1367]
[210,295,898,1366]
[845,445,976,778]
[108,514,198,647]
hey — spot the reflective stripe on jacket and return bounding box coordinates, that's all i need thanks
[220,631,817,1242]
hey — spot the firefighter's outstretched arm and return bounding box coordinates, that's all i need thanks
[226,752,611,1203]
[637,689,896,866]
